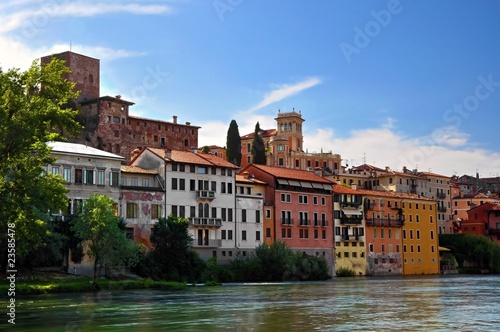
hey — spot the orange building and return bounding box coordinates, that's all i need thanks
[240,110,342,174]
[462,202,500,245]
[359,190,439,275]
[238,164,335,272]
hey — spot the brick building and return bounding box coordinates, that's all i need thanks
[41,51,200,162]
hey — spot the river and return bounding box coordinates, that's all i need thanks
[8,275,500,331]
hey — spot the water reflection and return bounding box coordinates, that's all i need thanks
[13,275,500,331]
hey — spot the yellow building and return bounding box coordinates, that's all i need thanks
[333,184,367,276]
[400,196,440,275]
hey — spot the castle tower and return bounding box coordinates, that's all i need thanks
[41,51,100,103]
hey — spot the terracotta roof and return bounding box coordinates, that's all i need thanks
[121,165,158,175]
[356,189,436,201]
[144,147,237,168]
[241,129,276,140]
[129,115,201,128]
[332,184,362,195]
[236,174,267,185]
[246,164,333,185]
[418,171,450,179]
[197,153,238,168]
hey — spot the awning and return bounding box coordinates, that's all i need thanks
[277,179,289,185]
[439,246,451,252]
[300,181,313,188]
[288,180,301,187]
[311,182,324,189]
[342,209,362,216]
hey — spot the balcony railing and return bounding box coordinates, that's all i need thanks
[196,190,216,200]
[438,206,447,212]
[313,220,329,227]
[365,218,404,227]
[340,217,363,225]
[341,235,363,242]
[488,228,500,235]
[189,217,222,227]
[192,239,222,247]
[437,192,447,199]
[281,218,294,225]
[299,219,310,226]
[340,201,362,208]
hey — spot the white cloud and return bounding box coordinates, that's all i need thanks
[244,77,321,113]
[0,0,173,34]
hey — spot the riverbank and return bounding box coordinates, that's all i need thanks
[0,271,186,296]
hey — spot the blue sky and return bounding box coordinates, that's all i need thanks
[1,0,500,177]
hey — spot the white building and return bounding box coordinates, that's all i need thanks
[130,147,239,262]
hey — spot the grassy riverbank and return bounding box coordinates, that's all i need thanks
[0,271,186,296]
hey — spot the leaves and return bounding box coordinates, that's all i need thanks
[226,119,242,166]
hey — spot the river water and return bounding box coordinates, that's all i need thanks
[8,275,500,331]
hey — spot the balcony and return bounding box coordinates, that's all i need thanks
[281,218,294,225]
[313,220,329,227]
[340,217,363,225]
[192,239,222,248]
[488,228,500,235]
[196,190,216,200]
[341,235,363,242]
[365,218,404,227]
[189,217,222,227]
[437,192,447,199]
[438,206,447,212]
[340,201,362,208]
[299,219,310,226]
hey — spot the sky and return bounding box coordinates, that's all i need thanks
[1,0,500,178]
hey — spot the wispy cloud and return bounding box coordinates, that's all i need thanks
[244,77,321,113]
[0,0,173,34]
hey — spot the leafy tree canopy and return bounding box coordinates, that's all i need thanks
[71,194,139,283]
[0,58,82,262]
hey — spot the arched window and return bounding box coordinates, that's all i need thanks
[88,74,94,83]
[204,203,209,217]
[198,203,203,217]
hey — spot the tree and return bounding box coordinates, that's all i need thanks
[226,119,242,166]
[251,122,266,165]
[150,215,205,282]
[0,58,81,267]
[72,194,139,283]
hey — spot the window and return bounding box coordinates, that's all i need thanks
[228,208,233,222]
[126,203,138,218]
[142,178,150,187]
[313,196,318,205]
[75,169,83,184]
[266,209,271,219]
[97,170,105,185]
[109,171,119,186]
[321,197,326,205]
[242,230,247,241]
[172,164,178,171]
[151,204,161,219]
[63,167,71,182]
[190,179,196,191]
[222,230,226,240]
[266,228,271,238]
[52,166,60,175]
[113,116,120,123]
[228,183,233,194]
[228,230,233,240]
[190,165,195,173]
[131,177,138,186]
[172,178,178,190]
[198,166,207,174]
[256,210,261,223]
[299,195,308,204]
[256,231,261,241]
[179,178,185,190]
[221,182,226,193]
[322,230,326,239]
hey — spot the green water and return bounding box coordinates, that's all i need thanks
[5,275,500,331]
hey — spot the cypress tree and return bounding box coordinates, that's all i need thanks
[226,119,242,166]
[251,122,266,165]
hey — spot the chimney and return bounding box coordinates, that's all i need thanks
[385,166,390,171]
[403,166,407,173]
[173,115,178,124]
[351,184,357,190]
[185,122,191,126]
[166,149,172,160]
[115,95,121,99]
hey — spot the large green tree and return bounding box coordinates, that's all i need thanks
[0,58,81,266]
[251,121,266,164]
[150,215,205,282]
[226,119,242,166]
[71,194,140,283]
